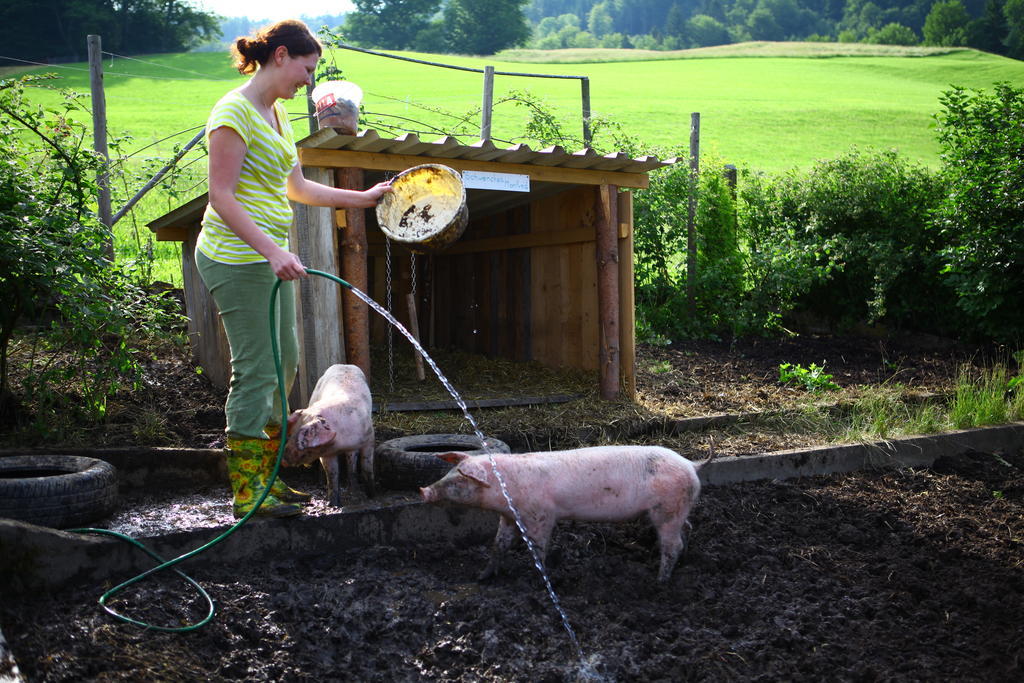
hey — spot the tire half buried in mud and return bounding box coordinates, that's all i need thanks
[0,455,117,528]
[376,434,510,490]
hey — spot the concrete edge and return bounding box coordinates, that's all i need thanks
[0,500,498,597]
[700,422,1024,486]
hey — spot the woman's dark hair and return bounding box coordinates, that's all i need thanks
[231,19,322,75]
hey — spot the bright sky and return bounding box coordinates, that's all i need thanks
[195,0,355,21]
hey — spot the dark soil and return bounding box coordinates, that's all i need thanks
[3,450,1022,681]
[2,332,1022,681]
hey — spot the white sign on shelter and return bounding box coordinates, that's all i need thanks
[461,170,531,192]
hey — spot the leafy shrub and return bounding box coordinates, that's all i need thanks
[633,153,750,340]
[735,170,831,334]
[933,83,1024,342]
[746,148,949,332]
[633,159,690,341]
[0,76,184,425]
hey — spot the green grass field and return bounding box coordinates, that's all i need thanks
[6,41,1024,283]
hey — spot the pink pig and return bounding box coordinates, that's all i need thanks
[283,364,375,506]
[420,445,711,582]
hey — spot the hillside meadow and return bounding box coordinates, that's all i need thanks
[5,42,1024,283]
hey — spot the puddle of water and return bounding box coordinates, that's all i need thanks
[99,485,418,537]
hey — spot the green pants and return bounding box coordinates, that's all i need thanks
[196,251,298,439]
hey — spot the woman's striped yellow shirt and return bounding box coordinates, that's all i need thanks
[197,90,297,264]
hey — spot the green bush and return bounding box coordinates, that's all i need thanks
[634,147,954,342]
[735,169,830,334]
[633,159,690,341]
[746,148,949,332]
[633,155,750,340]
[0,76,183,425]
[933,83,1024,342]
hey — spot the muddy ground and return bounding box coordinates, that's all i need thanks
[3,449,1023,682]
[2,333,1023,681]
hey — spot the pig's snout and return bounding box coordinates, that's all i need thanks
[281,444,312,468]
[419,486,435,503]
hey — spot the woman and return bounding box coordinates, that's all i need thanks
[197,19,390,518]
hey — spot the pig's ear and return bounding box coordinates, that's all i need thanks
[303,421,335,448]
[456,460,491,488]
[436,451,470,465]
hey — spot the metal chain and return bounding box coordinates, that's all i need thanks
[410,253,417,299]
[384,236,395,392]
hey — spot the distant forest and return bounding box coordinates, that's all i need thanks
[524,0,1020,56]
[332,0,1022,58]
[2,0,1019,63]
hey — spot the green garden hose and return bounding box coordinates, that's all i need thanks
[69,269,350,631]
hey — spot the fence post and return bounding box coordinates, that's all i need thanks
[581,77,592,147]
[87,35,113,256]
[724,164,737,196]
[480,65,494,141]
[686,112,700,313]
[306,75,318,135]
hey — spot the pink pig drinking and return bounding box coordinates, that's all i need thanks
[283,364,375,506]
[420,445,711,582]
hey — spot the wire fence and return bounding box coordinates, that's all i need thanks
[3,40,600,278]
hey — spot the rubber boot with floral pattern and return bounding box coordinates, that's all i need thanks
[225,437,302,519]
[263,424,313,504]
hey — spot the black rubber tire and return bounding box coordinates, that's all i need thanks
[0,455,118,529]
[375,434,510,490]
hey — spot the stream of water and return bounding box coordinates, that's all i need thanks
[346,285,603,676]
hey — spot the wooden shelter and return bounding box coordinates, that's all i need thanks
[148,130,673,405]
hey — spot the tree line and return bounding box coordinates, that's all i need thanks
[4,1,1019,62]
[524,0,1023,56]
[0,0,219,62]
[339,0,1024,57]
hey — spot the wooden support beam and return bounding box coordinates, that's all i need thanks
[618,191,636,399]
[366,218,630,257]
[596,184,620,400]
[377,394,582,413]
[291,166,345,405]
[337,167,372,383]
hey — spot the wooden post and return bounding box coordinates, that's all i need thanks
[337,167,371,383]
[596,184,620,400]
[686,112,700,313]
[724,163,737,196]
[87,35,113,253]
[480,66,494,141]
[406,293,426,381]
[617,190,636,399]
[291,166,345,405]
[306,78,318,136]
[581,77,592,147]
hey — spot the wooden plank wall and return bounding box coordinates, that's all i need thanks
[181,228,232,390]
[529,186,600,372]
[430,202,532,360]
[366,185,604,374]
[169,184,634,397]
[368,200,532,360]
[291,166,346,405]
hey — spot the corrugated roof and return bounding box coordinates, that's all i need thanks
[297,128,677,175]
[149,128,674,236]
